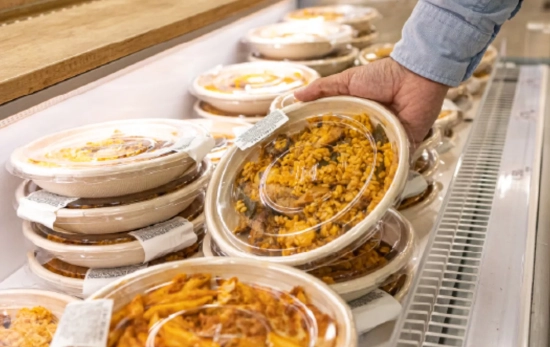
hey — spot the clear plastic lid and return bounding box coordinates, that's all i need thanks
[0,289,77,347]
[247,21,353,45]
[195,101,265,122]
[358,43,394,65]
[193,62,318,99]
[106,273,338,347]
[208,97,410,270]
[284,5,380,26]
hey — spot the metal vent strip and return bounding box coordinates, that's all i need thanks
[390,63,546,347]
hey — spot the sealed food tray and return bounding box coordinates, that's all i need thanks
[88,257,357,346]
[207,96,410,270]
[245,21,353,60]
[16,160,212,234]
[8,119,214,198]
[284,5,380,32]
[191,62,320,116]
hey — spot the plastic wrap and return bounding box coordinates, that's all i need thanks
[206,96,410,271]
[88,258,357,346]
[24,194,206,269]
[15,160,212,234]
[194,100,265,124]
[283,5,381,32]
[245,22,354,60]
[358,43,394,65]
[0,289,78,347]
[191,62,320,115]
[248,45,358,77]
[8,119,215,198]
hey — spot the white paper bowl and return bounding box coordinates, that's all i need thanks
[400,181,442,218]
[415,149,441,182]
[455,93,474,112]
[88,257,357,346]
[284,5,380,32]
[245,22,353,60]
[23,210,205,268]
[330,209,415,302]
[248,45,358,77]
[382,264,415,302]
[351,30,379,50]
[9,119,213,198]
[358,43,394,65]
[193,100,265,124]
[15,160,213,234]
[0,288,78,320]
[435,99,461,132]
[206,96,410,269]
[191,62,320,115]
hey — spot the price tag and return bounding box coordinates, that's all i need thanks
[51,300,112,347]
[17,190,79,228]
[129,216,197,262]
[349,289,402,334]
[82,264,146,297]
[235,110,289,150]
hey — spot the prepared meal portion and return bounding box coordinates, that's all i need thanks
[284,5,380,31]
[0,306,57,347]
[106,273,337,347]
[24,196,206,268]
[9,119,214,198]
[232,113,395,256]
[0,290,77,347]
[16,160,212,235]
[192,62,320,115]
[359,43,394,65]
[351,26,379,50]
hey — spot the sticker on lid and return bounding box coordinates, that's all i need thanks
[51,299,112,347]
[173,135,216,163]
[235,109,289,150]
[349,289,402,334]
[17,190,79,228]
[82,264,147,297]
[129,216,198,262]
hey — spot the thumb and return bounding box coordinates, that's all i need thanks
[294,68,353,102]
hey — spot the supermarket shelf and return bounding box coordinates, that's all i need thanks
[391,63,548,347]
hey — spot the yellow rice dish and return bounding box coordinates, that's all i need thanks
[0,307,57,347]
[234,113,397,256]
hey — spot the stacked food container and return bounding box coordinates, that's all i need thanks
[201,95,416,303]
[8,119,216,298]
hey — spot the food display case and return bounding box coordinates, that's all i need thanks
[0,0,549,346]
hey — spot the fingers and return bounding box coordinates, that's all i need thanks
[294,69,352,101]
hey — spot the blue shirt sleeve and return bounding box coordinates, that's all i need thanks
[390,0,523,86]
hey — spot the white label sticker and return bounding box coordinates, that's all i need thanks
[17,190,79,229]
[82,264,146,297]
[51,300,112,347]
[235,110,289,150]
[402,171,428,199]
[349,289,402,334]
[173,135,216,163]
[129,216,197,262]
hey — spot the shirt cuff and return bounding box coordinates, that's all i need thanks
[390,1,492,87]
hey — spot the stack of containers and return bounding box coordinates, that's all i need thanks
[192,60,320,123]
[8,119,215,298]
[245,20,357,77]
[202,96,417,302]
[284,5,381,50]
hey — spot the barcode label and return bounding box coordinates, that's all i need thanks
[235,110,289,150]
[17,190,79,228]
[82,264,146,297]
[51,300,112,347]
[349,289,402,334]
[129,216,197,262]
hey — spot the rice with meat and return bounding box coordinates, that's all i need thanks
[233,113,397,256]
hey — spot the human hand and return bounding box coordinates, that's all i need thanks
[294,58,449,147]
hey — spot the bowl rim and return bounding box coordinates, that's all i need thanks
[358,42,395,65]
[412,126,442,163]
[400,181,442,215]
[245,21,354,46]
[27,251,84,290]
[0,288,79,307]
[206,96,410,267]
[283,5,381,25]
[87,257,358,346]
[191,62,321,102]
[193,100,265,123]
[248,45,359,67]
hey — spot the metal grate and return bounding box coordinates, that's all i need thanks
[393,65,521,347]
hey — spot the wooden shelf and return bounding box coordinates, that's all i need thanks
[0,0,275,105]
